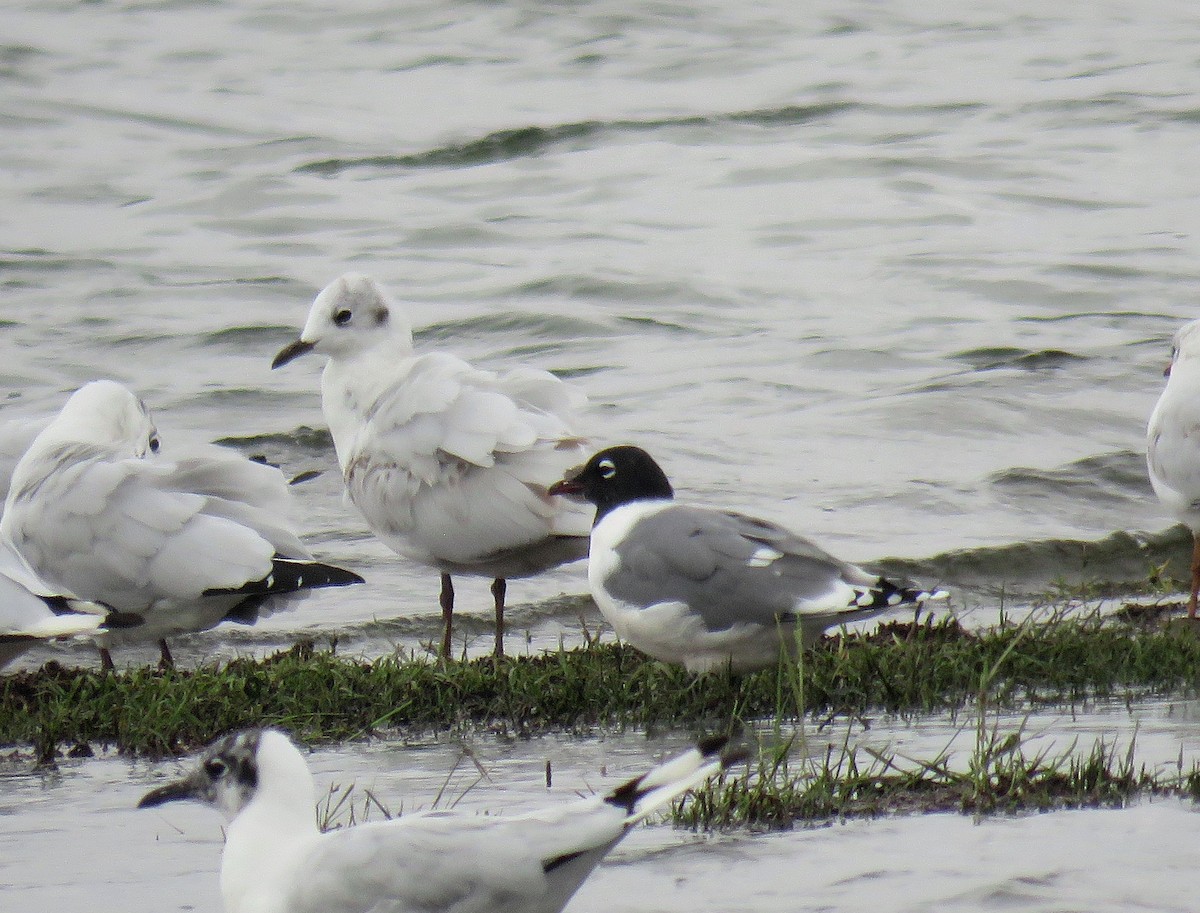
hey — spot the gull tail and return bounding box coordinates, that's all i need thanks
[852,577,950,611]
[535,736,745,912]
[605,734,747,827]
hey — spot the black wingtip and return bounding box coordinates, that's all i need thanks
[604,734,745,815]
[203,558,364,599]
[696,733,729,757]
[853,577,948,612]
[102,611,146,630]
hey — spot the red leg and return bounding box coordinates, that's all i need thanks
[1189,535,1200,619]
[491,578,507,658]
[439,574,454,658]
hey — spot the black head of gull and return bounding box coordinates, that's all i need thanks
[551,444,948,673]
[549,445,673,523]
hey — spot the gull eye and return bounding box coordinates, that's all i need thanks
[598,458,616,479]
[148,435,160,454]
[333,309,353,327]
[204,758,227,779]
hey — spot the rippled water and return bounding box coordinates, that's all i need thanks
[6,699,1200,912]
[6,0,1200,653]
[4,0,1200,908]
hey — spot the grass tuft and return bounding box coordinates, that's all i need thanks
[5,613,1200,759]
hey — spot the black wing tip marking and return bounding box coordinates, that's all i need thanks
[202,558,364,599]
[542,849,587,874]
[603,733,742,815]
[43,597,143,630]
[101,611,146,630]
[851,578,947,611]
[41,595,74,616]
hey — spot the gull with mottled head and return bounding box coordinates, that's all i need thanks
[272,273,593,658]
[139,727,743,913]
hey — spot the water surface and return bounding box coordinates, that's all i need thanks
[3,1,1200,908]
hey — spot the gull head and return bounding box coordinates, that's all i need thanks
[1166,319,1200,377]
[41,380,159,458]
[549,445,674,519]
[272,273,412,369]
[138,729,312,822]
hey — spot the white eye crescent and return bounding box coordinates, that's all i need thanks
[598,459,616,479]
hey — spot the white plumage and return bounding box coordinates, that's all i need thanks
[1147,318,1200,616]
[139,728,741,913]
[272,273,592,657]
[0,380,362,667]
[0,414,45,502]
[0,538,118,669]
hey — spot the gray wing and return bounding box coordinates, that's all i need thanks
[285,803,625,913]
[4,446,279,610]
[348,352,592,562]
[606,505,881,632]
[0,539,106,668]
[156,445,311,558]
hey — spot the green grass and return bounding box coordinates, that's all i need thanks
[5,613,1200,759]
[678,723,1200,829]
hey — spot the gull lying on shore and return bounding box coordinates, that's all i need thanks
[550,445,947,673]
[139,727,742,913]
[272,273,593,658]
[0,539,141,669]
[1,380,363,668]
[1148,317,1200,617]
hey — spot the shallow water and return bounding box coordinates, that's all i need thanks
[5,699,1200,912]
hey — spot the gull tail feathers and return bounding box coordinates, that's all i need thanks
[605,735,746,826]
[852,577,950,611]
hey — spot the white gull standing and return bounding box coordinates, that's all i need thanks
[139,727,743,913]
[271,273,593,658]
[1147,318,1200,616]
[550,445,946,673]
[0,380,364,669]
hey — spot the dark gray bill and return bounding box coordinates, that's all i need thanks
[271,338,315,369]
